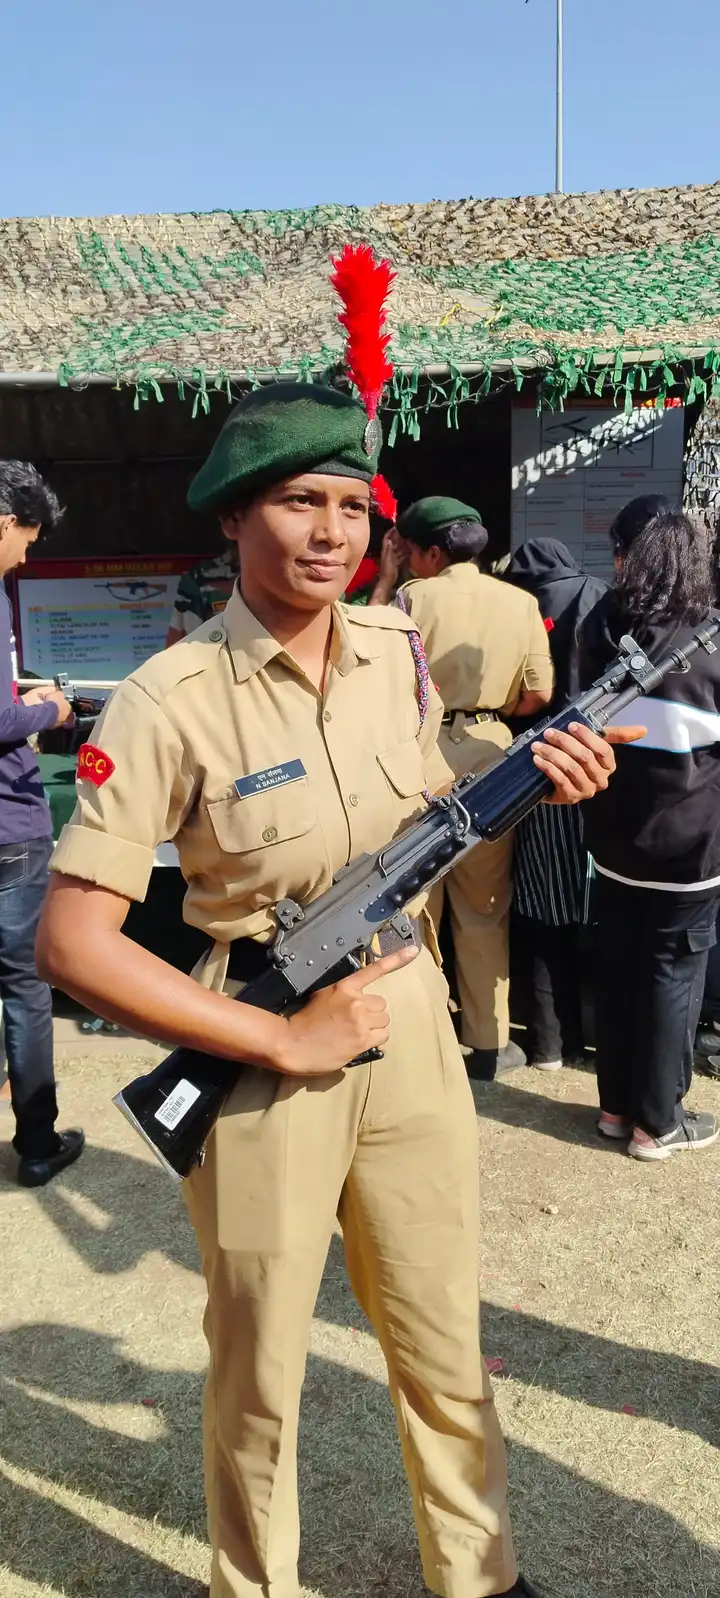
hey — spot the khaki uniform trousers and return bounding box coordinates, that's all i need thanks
[185,947,516,1598]
[428,719,514,1053]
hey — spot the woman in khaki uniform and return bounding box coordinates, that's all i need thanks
[37,270,634,1598]
[394,499,554,1081]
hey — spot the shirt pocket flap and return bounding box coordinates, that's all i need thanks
[207,780,316,855]
[376,738,427,798]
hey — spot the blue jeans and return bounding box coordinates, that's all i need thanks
[0,836,58,1159]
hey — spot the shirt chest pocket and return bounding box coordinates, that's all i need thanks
[206,778,317,857]
[376,737,428,799]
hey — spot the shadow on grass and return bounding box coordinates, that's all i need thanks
[1,1149,718,1596]
[0,1138,200,1276]
[470,1076,608,1150]
[0,1319,718,1598]
[1,1139,716,1445]
[315,1233,720,1450]
[0,1472,207,1598]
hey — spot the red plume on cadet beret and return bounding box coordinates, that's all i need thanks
[330,243,395,422]
[330,243,398,524]
[370,473,397,523]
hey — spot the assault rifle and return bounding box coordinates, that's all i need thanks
[114,621,720,1181]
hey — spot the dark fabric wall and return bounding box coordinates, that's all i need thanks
[0,382,512,561]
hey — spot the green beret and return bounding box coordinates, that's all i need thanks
[188,383,379,513]
[397,496,483,542]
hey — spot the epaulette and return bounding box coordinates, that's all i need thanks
[127,616,228,698]
[396,578,428,602]
[338,601,414,633]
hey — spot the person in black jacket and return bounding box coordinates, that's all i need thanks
[579,499,720,1161]
[505,540,606,1068]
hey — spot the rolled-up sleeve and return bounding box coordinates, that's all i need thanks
[522,597,555,695]
[50,679,194,901]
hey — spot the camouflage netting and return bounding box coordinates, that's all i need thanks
[2,182,720,428]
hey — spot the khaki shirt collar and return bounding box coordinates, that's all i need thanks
[439,561,481,584]
[222,585,374,685]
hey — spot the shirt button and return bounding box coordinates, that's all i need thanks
[348,793,359,807]
[262,825,278,842]
[323,710,332,722]
[209,628,224,642]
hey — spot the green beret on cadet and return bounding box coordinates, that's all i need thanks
[397,496,484,542]
[187,383,379,514]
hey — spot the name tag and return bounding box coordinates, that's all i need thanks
[234,760,306,799]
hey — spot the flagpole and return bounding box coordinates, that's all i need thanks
[555,0,564,193]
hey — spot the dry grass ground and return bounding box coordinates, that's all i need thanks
[0,1052,718,1598]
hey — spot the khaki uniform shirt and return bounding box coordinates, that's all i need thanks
[399,563,553,717]
[51,589,451,966]
[398,562,553,777]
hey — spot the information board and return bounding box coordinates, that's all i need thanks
[15,556,207,679]
[511,404,685,582]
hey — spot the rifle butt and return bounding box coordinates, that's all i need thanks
[114,1049,238,1181]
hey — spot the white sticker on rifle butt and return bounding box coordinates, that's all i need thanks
[154,1080,201,1130]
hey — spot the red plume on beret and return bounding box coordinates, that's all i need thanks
[330,243,396,421]
[370,474,397,523]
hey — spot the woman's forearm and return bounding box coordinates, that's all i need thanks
[36,904,289,1069]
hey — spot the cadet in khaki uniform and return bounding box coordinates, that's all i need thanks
[396,498,554,1080]
[37,377,629,1598]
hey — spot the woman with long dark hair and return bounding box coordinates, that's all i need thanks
[579,498,720,1161]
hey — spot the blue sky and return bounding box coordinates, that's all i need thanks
[2,0,717,218]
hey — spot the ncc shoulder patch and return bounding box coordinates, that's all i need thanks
[77,744,115,788]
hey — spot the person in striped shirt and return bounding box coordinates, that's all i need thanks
[505,538,608,1070]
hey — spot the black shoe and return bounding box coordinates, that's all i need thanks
[695,1027,720,1077]
[696,1053,720,1080]
[466,1040,527,1081]
[694,1025,720,1059]
[500,1579,547,1598]
[18,1129,85,1188]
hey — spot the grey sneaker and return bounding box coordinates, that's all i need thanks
[628,1110,720,1162]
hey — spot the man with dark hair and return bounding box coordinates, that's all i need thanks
[0,461,84,1185]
